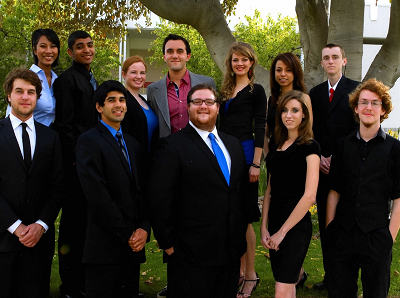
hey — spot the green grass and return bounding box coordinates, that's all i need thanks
[48,211,400,298]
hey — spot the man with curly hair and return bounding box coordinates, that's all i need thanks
[325,78,400,298]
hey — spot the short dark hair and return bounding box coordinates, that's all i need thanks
[32,28,60,67]
[323,43,346,58]
[3,68,42,106]
[162,34,191,55]
[94,80,127,107]
[348,78,393,123]
[68,30,92,50]
[187,84,218,104]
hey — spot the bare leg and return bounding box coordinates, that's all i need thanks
[237,224,258,297]
[275,281,296,298]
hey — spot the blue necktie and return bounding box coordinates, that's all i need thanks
[208,133,230,185]
[89,71,97,91]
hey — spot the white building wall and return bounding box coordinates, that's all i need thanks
[363,2,399,128]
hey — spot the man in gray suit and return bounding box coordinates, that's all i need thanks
[147,34,216,138]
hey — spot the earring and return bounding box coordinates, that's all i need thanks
[249,69,252,77]
[231,72,234,77]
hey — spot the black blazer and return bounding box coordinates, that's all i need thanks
[121,91,159,160]
[76,122,150,265]
[148,124,248,266]
[309,75,360,157]
[0,117,63,252]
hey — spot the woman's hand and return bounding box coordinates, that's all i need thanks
[261,226,271,249]
[249,165,260,183]
[268,230,286,251]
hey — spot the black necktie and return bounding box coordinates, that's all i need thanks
[116,132,128,162]
[21,123,31,169]
[89,72,97,91]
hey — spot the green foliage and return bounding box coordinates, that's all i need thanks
[0,0,121,118]
[234,10,301,69]
[148,11,300,89]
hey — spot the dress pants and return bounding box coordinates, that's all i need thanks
[85,261,140,298]
[315,172,330,278]
[326,222,392,298]
[58,171,87,295]
[0,247,51,298]
[167,254,240,298]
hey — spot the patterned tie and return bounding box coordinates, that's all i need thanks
[21,123,31,169]
[208,133,230,185]
[89,71,97,91]
[329,88,334,103]
[116,132,128,162]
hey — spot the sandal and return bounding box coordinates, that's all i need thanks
[237,273,260,297]
[238,275,245,288]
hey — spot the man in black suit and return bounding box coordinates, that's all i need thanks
[149,84,248,298]
[52,30,98,298]
[0,68,63,298]
[325,78,400,298]
[309,43,360,289]
[76,80,149,298]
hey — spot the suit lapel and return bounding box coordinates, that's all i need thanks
[0,117,27,172]
[30,121,44,172]
[184,125,229,186]
[319,81,330,113]
[98,124,133,179]
[328,76,347,114]
[153,77,171,129]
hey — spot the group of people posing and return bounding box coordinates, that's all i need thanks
[0,27,399,298]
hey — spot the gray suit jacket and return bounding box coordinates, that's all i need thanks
[147,71,216,137]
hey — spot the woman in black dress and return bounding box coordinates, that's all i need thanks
[261,90,320,298]
[219,41,267,297]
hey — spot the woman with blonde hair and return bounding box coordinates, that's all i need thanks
[219,41,267,298]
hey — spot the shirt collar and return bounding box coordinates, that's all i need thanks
[189,120,219,142]
[166,70,190,86]
[100,120,121,138]
[30,64,57,79]
[328,74,342,91]
[9,113,35,131]
[355,126,386,141]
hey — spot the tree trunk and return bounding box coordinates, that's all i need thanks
[328,0,365,81]
[364,0,400,87]
[297,0,329,91]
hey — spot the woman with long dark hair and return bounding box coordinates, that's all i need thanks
[7,29,60,126]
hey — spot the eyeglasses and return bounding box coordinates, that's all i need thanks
[190,98,217,106]
[358,100,382,107]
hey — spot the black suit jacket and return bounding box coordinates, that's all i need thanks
[148,124,248,266]
[76,122,150,265]
[309,75,360,157]
[0,117,63,252]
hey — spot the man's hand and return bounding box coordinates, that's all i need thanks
[19,223,45,247]
[165,247,174,255]
[14,223,27,238]
[320,156,332,175]
[128,228,148,252]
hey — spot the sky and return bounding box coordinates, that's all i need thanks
[226,0,297,28]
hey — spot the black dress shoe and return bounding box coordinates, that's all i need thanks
[313,280,327,290]
[60,291,86,298]
[138,293,145,298]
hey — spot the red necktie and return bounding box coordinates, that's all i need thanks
[329,88,334,103]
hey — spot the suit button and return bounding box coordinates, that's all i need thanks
[230,213,233,218]
[357,203,360,206]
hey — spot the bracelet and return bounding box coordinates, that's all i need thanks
[251,163,260,168]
